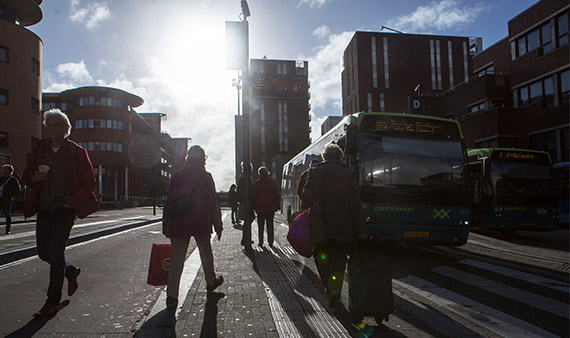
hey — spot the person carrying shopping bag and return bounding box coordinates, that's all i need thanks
[162,145,223,308]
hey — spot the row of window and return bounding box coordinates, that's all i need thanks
[0,90,40,115]
[516,69,569,107]
[515,10,568,58]
[43,102,67,112]
[77,142,124,153]
[78,96,124,108]
[74,119,125,130]
[0,46,40,75]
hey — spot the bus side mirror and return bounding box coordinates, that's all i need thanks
[346,124,357,155]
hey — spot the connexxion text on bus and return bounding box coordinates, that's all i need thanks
[468,148,559,234]
[282,112,471,246]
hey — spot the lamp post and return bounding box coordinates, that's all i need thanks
[240,0,253,251]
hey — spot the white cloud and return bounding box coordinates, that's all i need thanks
[312,25,330,39]
[300,30,353,142]
[69,0,111,30]
[297,0,329,9]
[388,0,486,33]
[54,60,93,83]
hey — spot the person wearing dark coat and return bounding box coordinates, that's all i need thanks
[22,109,99,318]
[0,164,21,234]
[302,143,367,307]
[228,184,239,225]
[253,167,279,247]
[237,163,254,251]
[162,145,224,308]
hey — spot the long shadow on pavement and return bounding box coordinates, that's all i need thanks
[5,300,70,338]
[199,292,225,338]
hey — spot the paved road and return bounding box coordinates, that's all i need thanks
[0,207,568,337]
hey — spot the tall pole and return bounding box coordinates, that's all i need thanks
[241,15,252,251]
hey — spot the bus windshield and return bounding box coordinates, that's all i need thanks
[491,160,556,206]
[358,133,465,189]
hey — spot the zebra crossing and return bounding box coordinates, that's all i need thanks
[393,258,569,337]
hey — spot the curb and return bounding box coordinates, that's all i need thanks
[0,218,161,266]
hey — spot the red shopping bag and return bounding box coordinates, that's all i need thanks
[147,243,172,286]
[287,211,312,258]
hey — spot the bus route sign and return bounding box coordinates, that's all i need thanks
[359,115,460,139]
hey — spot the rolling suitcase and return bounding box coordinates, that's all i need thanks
[348,240,394,324]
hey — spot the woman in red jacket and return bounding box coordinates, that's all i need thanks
[252,166,279,247]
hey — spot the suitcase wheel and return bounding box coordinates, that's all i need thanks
[375,313,389,324]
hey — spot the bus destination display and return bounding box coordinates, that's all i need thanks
[491,150,550,162]
[359,115,459,138]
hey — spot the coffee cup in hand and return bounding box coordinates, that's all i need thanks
[38,165,50,174]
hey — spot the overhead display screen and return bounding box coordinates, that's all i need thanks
[358,114,460,139]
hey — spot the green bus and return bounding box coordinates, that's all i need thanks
[282,112,470,246]
[467,148,559,234]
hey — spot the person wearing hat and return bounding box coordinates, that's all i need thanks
[162,145,224,308]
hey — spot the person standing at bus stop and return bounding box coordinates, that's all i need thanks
[22,109,99,318]
[301,143,367,307]
[253,166,279,247]
[1,164,21,234]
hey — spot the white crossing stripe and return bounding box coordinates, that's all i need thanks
[459,259,570,293]
[395,275,559,338]
[431,265,569,318]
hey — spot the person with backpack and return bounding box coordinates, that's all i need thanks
[22,108,99,318]
[0,164,21,234]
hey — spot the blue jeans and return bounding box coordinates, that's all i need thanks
[2,198,12,232]
[36,207,80,305]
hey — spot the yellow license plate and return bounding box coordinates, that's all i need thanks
[521,222,536,226]
[404,231,429,238]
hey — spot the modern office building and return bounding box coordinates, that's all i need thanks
[243,58,311,184]
[426,0,569,163]
[0,0,43,172]
[42,86,187,204]
[341,30,480,115]
[341,0,568,163]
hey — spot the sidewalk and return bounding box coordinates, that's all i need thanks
[136,212,360,338]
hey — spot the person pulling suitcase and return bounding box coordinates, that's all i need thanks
[301,143,368,308]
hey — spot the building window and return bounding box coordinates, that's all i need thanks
[277,63,282,74]
[518,76,555,107]
[0,132,8,149]
[31,97,39,114]
[560,69,569,104]
[367,93,373,112]
[517,21,556,58]
[278,100,288,151]
[430,40,436,89]
[260,102,265,152]
[379,93,385,112]
[0,46,7,63]
[383,37,390,88]
[436,40,442,90]
[371,37,377,88]
[463,41,469,83]
[0,89,7,105]
[530,127,569,162]
[32,58,40,76]
[541,22,552,53]
[557,11,569,47]
[260,62,264,73]
[448,41,454,88]
[61,102,67,111]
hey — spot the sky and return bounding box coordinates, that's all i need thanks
[29,0,539,191]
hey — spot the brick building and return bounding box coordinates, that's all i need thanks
[240,58,311,184]
[42,87,188,205]
[0,0,43,172]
